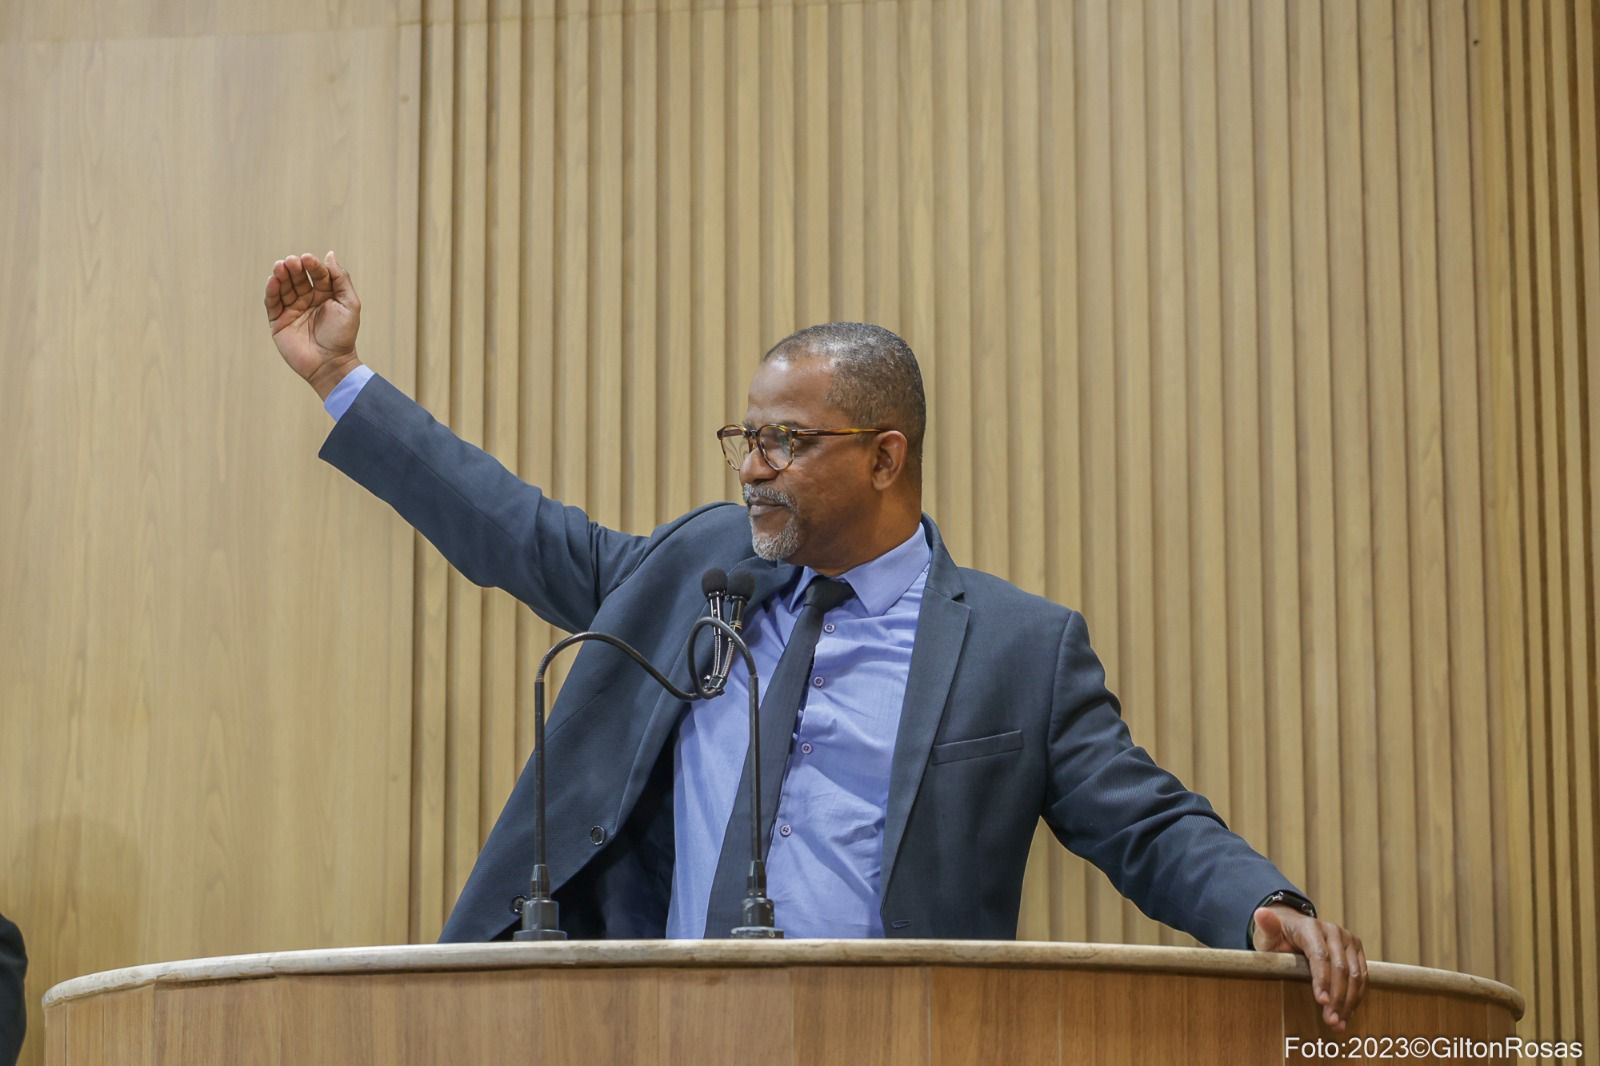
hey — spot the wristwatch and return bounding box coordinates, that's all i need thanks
[1247,889,1318,949]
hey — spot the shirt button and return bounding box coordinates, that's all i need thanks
[800,742,813,754]
[813,676,824,687]
[779,824,792,837]
[823,622,836,633]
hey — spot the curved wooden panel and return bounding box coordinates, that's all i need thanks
[44,942,1523,1066]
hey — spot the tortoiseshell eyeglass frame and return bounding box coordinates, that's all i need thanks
[715,423,890,472]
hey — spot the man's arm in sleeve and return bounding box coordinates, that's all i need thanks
[263,252,650,632]
[317,370,651,635]
[1041,610,1302,949]
[1041,611,1369,1029]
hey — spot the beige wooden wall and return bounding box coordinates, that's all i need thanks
[1,0,1595,1062]
[0,5,424,1066]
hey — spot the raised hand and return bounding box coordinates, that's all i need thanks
[264,251,363,399]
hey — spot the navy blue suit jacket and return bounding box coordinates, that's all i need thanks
[321,375,1300,947]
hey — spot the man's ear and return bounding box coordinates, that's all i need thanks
[870,431,911,490]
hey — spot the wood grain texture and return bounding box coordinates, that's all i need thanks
[48,989,152,1066]
[789,966,929,1066]
[43,948,1522,1066]
[33,938,1525,1010]
[2,25,414,1066]
[930,966,1058,1066]
[1250,0,1311,893]
[5,2,1599,1063]
[658,969,793,1062]
[154,981,277,1066]
[1465,0,1531,1022]
[1358,0,1419,967]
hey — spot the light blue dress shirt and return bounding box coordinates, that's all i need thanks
[670,527,929,938]
[324,364,376,421]
[326,369,930,938]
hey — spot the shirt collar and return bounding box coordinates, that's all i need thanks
[785,525,932,617]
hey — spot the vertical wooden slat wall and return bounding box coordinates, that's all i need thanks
[1,1,1596,1063]
[1475,0,1600,1046]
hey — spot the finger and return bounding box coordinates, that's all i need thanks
[271,260,302,310]
[1294,921,1341,1027]
[1343,938,1367,1022]
[305,253,332,294]
[327,250,359,308]
[264,272,283,321]
[1316,924,1349,1029]
[293,252,322,298]
[273,259,305,312]
[282,255,310,303]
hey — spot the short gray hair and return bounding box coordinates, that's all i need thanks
[764,322,927,464]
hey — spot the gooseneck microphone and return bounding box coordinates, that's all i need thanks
[694,565,785,937]
[726,569,755,635]
[702,568,757,692]
[713,565,782,938]
[701,568,731,695]
[512,569,776,941]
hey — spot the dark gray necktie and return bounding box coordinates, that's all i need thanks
[704,575,855,936]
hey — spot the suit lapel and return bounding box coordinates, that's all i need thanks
[880,517,969,894]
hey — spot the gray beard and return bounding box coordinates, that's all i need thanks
[744,487,802,561]
[751,513,802,561]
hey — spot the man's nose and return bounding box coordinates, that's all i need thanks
[739,444,778,482]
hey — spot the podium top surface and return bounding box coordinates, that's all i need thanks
[43,939,1524,1018]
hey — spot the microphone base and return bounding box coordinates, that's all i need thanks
[513,887,567,941]
[729,891,782,938]
[512,928,569,942]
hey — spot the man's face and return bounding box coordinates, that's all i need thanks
[737,353,876,570]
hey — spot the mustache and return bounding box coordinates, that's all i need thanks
[742,485,796,509]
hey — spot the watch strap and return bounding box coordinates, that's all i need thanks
[1247,889,1317,949]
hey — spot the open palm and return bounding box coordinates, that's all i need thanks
[264,252,361,385]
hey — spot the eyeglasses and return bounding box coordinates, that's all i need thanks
[716,423,888,472]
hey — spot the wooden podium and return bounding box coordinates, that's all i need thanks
[44,940,1522,1065]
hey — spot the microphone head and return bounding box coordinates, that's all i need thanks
[701,568,729,597]
[727,570,756,600]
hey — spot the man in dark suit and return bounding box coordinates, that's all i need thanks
[0,913,25,1066]
[264,252,1367,1029]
